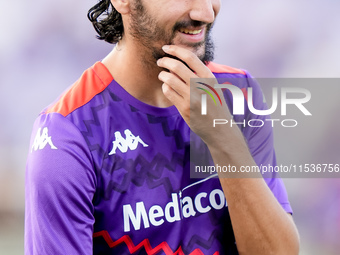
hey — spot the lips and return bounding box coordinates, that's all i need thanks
[176,26,206,44]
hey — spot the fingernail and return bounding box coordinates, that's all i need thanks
[157,59,161,65]
[162,45,170,51]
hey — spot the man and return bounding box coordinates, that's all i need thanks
[25,0,299,254]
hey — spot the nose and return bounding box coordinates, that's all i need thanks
[189,0,220,24]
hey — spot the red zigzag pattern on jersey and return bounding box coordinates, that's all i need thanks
[93,230,220,255]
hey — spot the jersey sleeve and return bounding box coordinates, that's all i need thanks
[240,72,293,214]
[25,113,96,254]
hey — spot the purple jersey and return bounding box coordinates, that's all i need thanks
[25,62,292,254]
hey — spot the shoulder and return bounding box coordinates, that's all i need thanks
[207,62,246,75]
[43,61,114,117]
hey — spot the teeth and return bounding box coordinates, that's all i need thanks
[179,28,202,35]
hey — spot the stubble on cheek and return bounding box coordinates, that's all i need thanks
[129,1,214,66]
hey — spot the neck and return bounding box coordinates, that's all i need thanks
[102,38,173,108]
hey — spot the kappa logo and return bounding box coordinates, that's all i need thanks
[31,127,57,152]
[109,129,148,155]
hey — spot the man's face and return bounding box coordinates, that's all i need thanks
[129,0,221,64]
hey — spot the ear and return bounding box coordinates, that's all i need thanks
[110,0,131,15]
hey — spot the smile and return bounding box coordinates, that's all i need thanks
[178,28,203,35]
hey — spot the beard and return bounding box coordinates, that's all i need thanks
[129,0,215,66]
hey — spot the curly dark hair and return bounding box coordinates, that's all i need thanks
[87,0,123,44]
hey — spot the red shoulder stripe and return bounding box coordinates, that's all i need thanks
[207,62,245,75]
[45,62,113,117]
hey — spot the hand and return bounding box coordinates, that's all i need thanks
[157,45,233,145]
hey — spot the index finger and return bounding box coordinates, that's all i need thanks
[161,45,214,78]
